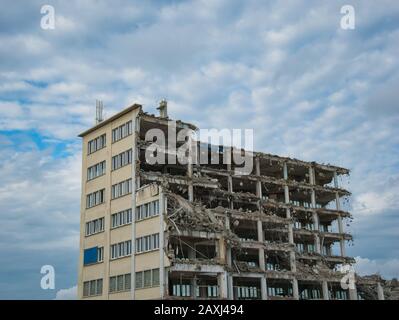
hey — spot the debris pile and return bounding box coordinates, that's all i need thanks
[165,192,242,248]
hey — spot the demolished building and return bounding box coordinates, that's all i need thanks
[77,101,389,300]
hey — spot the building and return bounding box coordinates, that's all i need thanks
[78,101,386,300]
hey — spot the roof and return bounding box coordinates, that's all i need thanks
[78,103,142,137]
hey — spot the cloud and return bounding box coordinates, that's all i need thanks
[54,285,77,300]
[0,0,398,298]
[355,257,399,279]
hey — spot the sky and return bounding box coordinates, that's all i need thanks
[0,0,398,299]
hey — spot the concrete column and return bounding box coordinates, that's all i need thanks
[309,166,314,184]
[257,220,263,242]
[314,235,321,254]
[288,222,294,244]
[333,170,338,188]
[225,216,232,267]
[219,272,228,299]
[349,286,358,300]
[338,215,346,257]
[322,281,329,300]
[289,251,296,273]
[255,157,261,175]
[335,192,341,211]
[227,275,234,300]
[292,278,299,300]
[377,282,385,300]
[260,277,267,300]
[283,162,288,180]
[259,249,265,271]
[187,139,194,201]
[284,186,290,204]
[255,157,262,199]
[337,215,344,233]
[228,176,233,209]
[192,277,197,299]
[340,238,346,257]
[311,189,316,208]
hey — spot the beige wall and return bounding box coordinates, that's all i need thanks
[78,111,167,300]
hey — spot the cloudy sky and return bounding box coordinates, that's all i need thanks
[0,0,398,299]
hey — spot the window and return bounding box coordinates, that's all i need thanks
[125,273,131,290]
[111,179,132,199]
[111,209,132,228]
[83,279,103,297]
[135,233,159,254]
[88,134,106,154]
[144,270,152,287]
[87,161,106,181]
[135,269,160,289]
[136,271,143,289]
[97,247,104,262]
[112,121,132,143]
[152,269,159,286]
[83,247,103,265]
[86,189,105,208]
[110,240,132,259]
[112,149,132,171]
[173,284,191,297]
[135,200,160,221]
[85,217,105,236]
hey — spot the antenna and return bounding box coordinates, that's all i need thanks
[95,100,104,124]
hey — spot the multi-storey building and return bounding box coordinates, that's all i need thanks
[78,101,385,300]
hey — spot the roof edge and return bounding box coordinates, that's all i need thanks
[78,103,142,137]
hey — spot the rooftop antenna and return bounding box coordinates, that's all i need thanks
[95,100,104,124]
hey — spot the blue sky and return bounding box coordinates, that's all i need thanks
[0,0,398,299]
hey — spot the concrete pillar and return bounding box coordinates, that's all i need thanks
[340,238,346,257]
[290,251,296,273]
[257,220,263,242]
[255,157,262,199]
[225,216,232,267]
[333,170,338,188]
[311,189,316,208]
[259,249,265,271]
[337,215,346,257]
[218,238,226,264]
[349,287,358,300]
[377,282,385,300]
[283,162,288,180]
[314,235,321,254]
[227,275,234,300]
[187,143,193,202]
[292,278,299,300]
[260,277,267,300]
[284,186,290,204]
[337,215,344,233]
[192,277,197,299]
[322,281,329,300]
[228,176,233,209]
[255,157,261,175]
[309,166,314,184]
[335,192,341,211]
[219,272,228,299]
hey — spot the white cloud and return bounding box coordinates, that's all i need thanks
[0,0,399,298]
[54,285,77,300]
[355,257,399,279]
